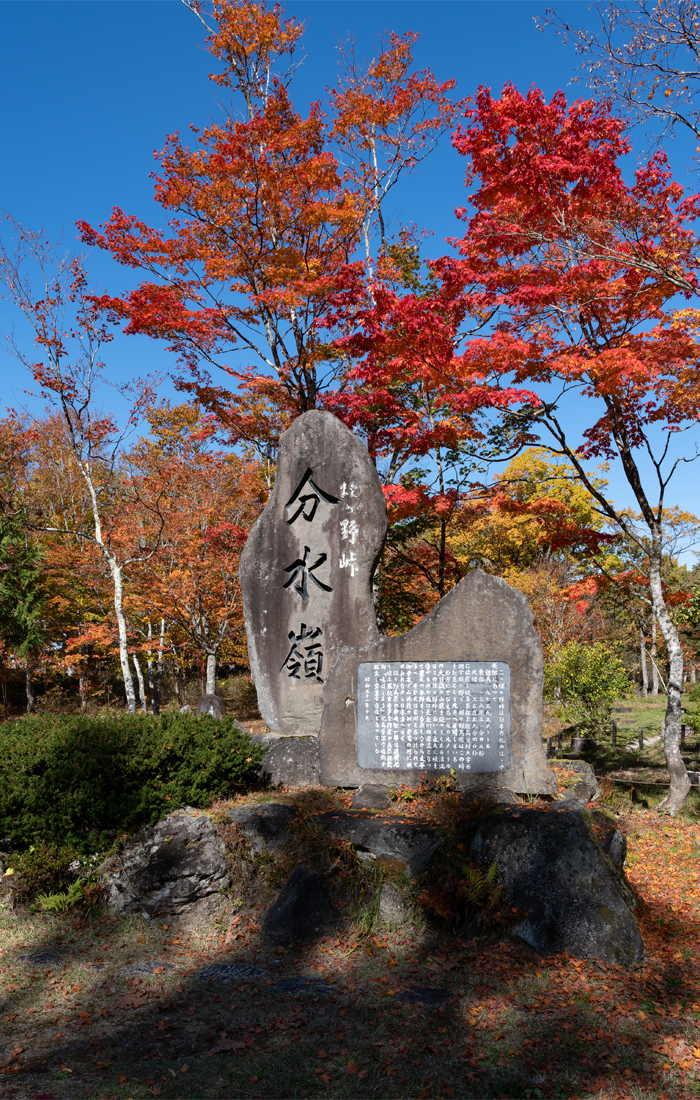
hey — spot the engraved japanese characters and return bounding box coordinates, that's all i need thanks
[239,410,388,737]
[319,569,557,796]
[357,661,511,773]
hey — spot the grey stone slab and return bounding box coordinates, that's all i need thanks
[252,733,320,787]
[315,810,442,873]
[197,964,269,982]
[319,569,557,796]
[239,411,387,737]
[356,659,511,772]
[196,694,225,719]
[18,953,62,967]
[120,960,176,975]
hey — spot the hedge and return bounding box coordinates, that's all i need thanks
[0,712,266,853]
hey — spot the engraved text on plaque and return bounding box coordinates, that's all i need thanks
[356,661,511,772]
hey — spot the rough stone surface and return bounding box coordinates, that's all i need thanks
[558,760,601,803]
[350,784,391,810]
[18,953,62,967]
[378,882,411,924]
[461,787,519,808]
[315,811,442,873]
[239,411,388,737]
[262,865,339,947]
[470,805,643,965]
[179,705,192,714]
[120,961,175,975]
[197,964,269,982]
[252,733,320,787]
[101,811,229,920]
[226,802,294,853]
[320,569,557,795]
[196,693,226,719]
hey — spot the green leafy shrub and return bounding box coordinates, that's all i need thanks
[0,712,266,853]
[4,842,86,903]
[544,641,631,740]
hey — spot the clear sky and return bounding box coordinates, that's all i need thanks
[0,0,697,538]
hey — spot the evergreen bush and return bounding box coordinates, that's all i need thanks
[0,712,265,853]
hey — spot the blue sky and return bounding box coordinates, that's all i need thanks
[0,0,697,537]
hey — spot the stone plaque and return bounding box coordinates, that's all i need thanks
[319,569,557,796]
[356,661,511,772]
[239,411,388,737]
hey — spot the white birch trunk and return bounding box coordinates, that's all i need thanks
[650,550,690,813]
[206,652,217,696]
[651,616,660,695]
[110,560,137,714]
[133,654,147,714]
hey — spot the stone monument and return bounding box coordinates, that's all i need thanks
[239,410,388,742]
[319,569,557,796]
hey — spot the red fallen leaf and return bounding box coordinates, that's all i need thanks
[358,1069,368,1079]
[320,1073,331,1084]
[317,1048,328,1058]
[96,1061,110,1069]
[118,1074,128,1084]
[150,1088,162,1097]
[346,1061,359,1074]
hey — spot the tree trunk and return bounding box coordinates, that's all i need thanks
[692,664,697,686]
[651,552,690,813]
[147,621,156,715]
[81,466,137,714]
[79,673,88,713]
[132,654,147,714]
[651,616,659,695]
[154,618,165,717]
[640,624,649,696]
[25,665,35,714]
[206,652,217,696]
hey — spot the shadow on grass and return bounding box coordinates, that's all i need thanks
[0,882,697,1100]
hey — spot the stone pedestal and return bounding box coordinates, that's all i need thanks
[319,569,557,796]
[239,411,387,737]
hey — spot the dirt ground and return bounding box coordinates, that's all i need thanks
[1,801,700,1100]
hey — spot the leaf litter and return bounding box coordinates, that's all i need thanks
[0,809,700,1098]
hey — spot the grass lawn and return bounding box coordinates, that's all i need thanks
[2,800,700,1100]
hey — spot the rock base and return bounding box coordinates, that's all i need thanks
[470,804,643,965]
[101,810,229,921]
[262,865,339,946]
